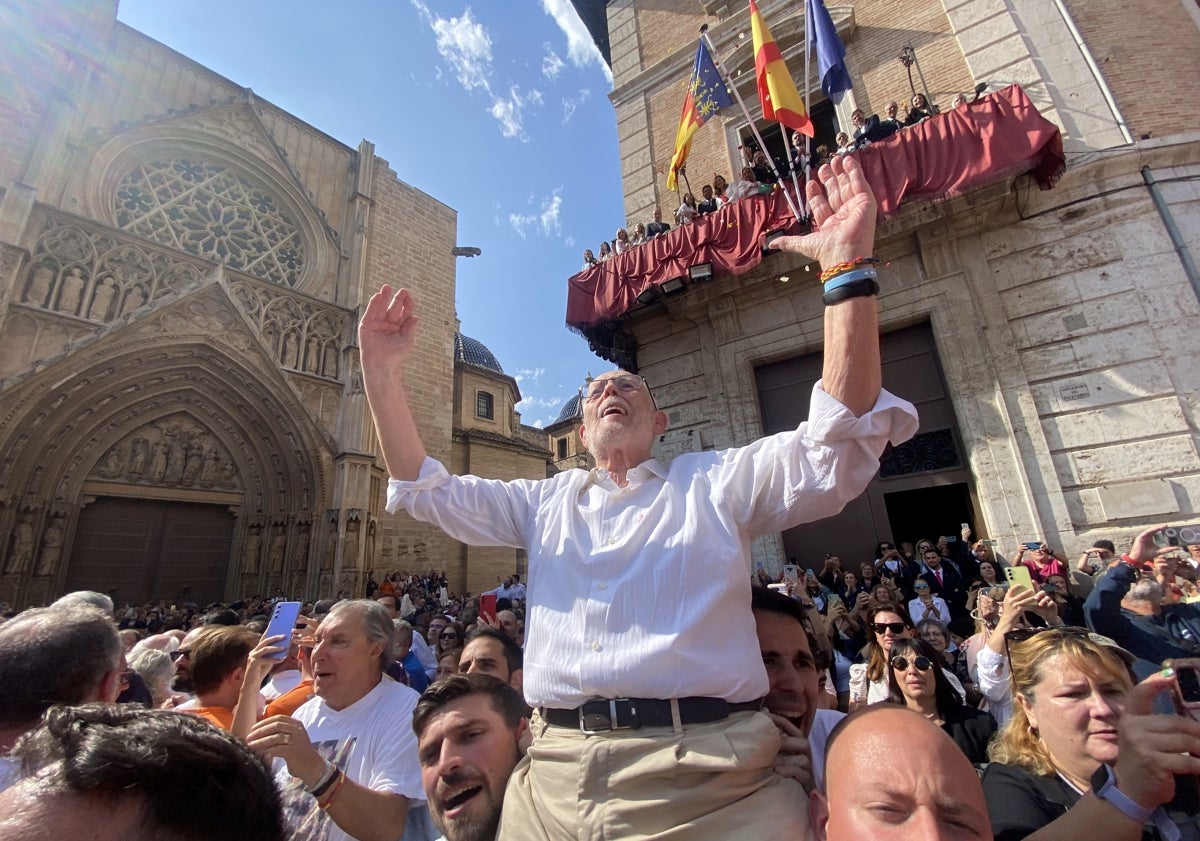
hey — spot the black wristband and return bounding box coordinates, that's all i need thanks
[822,277,880,306]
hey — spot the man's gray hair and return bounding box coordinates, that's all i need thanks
[327,599,394,669]
[53,590,114,615]
[1129,578,1165,604]
[0,605,121,726]
[392,618,414,649]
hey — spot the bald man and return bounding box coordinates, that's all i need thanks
[810,706,992,841]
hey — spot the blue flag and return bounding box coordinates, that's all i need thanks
[806,0,853,103]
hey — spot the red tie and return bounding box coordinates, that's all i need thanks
[935,570,943,586]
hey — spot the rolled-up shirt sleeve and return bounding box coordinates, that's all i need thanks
[976,644,1010,705]
[717,382,919,535]
[386,457,530,548]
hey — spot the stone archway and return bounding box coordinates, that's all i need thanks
[0,296,332,608]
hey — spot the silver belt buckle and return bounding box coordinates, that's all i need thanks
[579,699,637,735]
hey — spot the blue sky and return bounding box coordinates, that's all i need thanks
[117,0,622,427]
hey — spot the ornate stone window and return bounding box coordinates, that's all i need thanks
[113,158,306,287]
[879,428,962,478]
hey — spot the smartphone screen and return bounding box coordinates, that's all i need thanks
[1023,541,1042,551]
[1179,667,1200,704]
[262,601,302,660]
[1005,565,1035,591]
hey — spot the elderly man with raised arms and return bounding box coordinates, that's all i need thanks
[360,155,918,839]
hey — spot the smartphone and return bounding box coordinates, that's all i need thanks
[783,564,800,585]
[1005,565,1035,591]
[1162,525,1200,546]
[945,536,957,543]
[827,594,842,609]
[1023,542,1042,551]
[480,593,498,623]
[960,523,970,532]
[261,601,302,660]
[1041,582,1058,594]
[1179,666,1200,704]
[767,582,789,593]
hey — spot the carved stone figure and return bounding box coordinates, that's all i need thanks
[323,524,338,569]
[343,526,359,569]
[5,515,35,575]
[243,530,262,575]
[128,437,148,477]
[57,267,85,315]
[120,284,147,316]
[199,446,219,485]
[282,333,299,369]
[97,448,122,479]
[291,529,310,571]
[89,276,116,322]
[149,439,169,482]
[304,337,320,373]
[268,532,286,573]
[25,266,53,307]
[180,437,203,485]
[323,345,338,378]
[35,518,64,576]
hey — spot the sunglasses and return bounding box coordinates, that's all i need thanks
[914,584,930,590]
[872,622,907,635]
[890,655,933,672]
[440,632,459,640]
[170,649,190,661]
[1002,626,1093,663]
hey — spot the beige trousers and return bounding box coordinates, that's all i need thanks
[496,709,811,841]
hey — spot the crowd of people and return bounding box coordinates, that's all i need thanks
[5,156,1200,840]
[580,88,975,272]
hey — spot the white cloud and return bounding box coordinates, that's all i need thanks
[508,189,563,239]
[490,85,543,141]
[515,367,547,385]
[542,46,565,80]
[564,234,576,247]
[562,88,591,123]
[412,2,494,93]
[541,0,613,84]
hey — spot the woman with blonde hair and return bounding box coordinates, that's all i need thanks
[982,626,1200,840]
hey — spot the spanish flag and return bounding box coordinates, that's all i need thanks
[667,40,734,191]
[750,0,814,136]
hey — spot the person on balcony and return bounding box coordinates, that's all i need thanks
[644,207,671,238]
[675,193,699,225]
[905,92,934,126]
[727,166,772,202]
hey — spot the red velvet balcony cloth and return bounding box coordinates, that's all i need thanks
[566,84,1064,331]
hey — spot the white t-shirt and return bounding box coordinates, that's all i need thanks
[809,708,845,790]
[278,678,423,841]
[262,668,303,701]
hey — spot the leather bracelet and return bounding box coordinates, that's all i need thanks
[308,761,338,798]
[823,277,880,306]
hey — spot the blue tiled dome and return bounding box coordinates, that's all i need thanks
[454,333,504,374]
[554,392,583,424]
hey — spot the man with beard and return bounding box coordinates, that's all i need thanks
[414,674,527,841]
[167,624,219,709]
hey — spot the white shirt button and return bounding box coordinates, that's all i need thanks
[606,537,615,546]
[591,641,602,652]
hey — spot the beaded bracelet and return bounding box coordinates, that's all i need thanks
[819,256,879,283]
[822,277,880,306]
[822,266,877,292]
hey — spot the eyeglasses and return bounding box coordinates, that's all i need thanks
[583,375,646,401]
[872,622,907,635]
[440,632,459,640]
[170,649,190,661]
[914,584,929,590]
[890,655,933,672]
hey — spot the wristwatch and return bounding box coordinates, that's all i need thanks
[1090,764,1153,823]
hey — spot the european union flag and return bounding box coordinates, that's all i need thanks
[668,40,734,191]
[807,0,853,103]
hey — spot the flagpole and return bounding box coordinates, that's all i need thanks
[803,0,813,207]
[699,24,802,224]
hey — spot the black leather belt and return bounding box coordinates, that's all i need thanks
[541,697,764,734]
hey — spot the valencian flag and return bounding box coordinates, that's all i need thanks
[750,0,814,137]
[807,0,853,103]
[667,40,734,191]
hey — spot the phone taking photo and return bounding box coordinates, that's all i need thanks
[1005,565,1035,591]
[261,601,302,660]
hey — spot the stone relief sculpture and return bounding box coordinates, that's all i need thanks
[282,333,299,368]
[34,518,64,577]
[57,267,85,315]
[88,276,116,321]
[343,525,359,569]
[243,529,262,575]
[268,532,286,573]
[291,528,310,571]
[88,415,241,491]
[24,266,53,307]
[4,515,35,575]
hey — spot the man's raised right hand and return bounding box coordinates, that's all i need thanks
[359,285,419,376]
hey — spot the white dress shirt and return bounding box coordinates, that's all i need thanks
[908,595,951,625]
[388,382,918,708]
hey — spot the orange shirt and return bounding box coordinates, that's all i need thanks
[266,679,314,718]
[189,706,234,730]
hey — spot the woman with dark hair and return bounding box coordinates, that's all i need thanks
[905,92,934,126]
[850,604,968,711]
[887,637,996,765]
[434,620,464,658]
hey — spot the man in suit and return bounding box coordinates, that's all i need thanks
[920,547,966,616]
